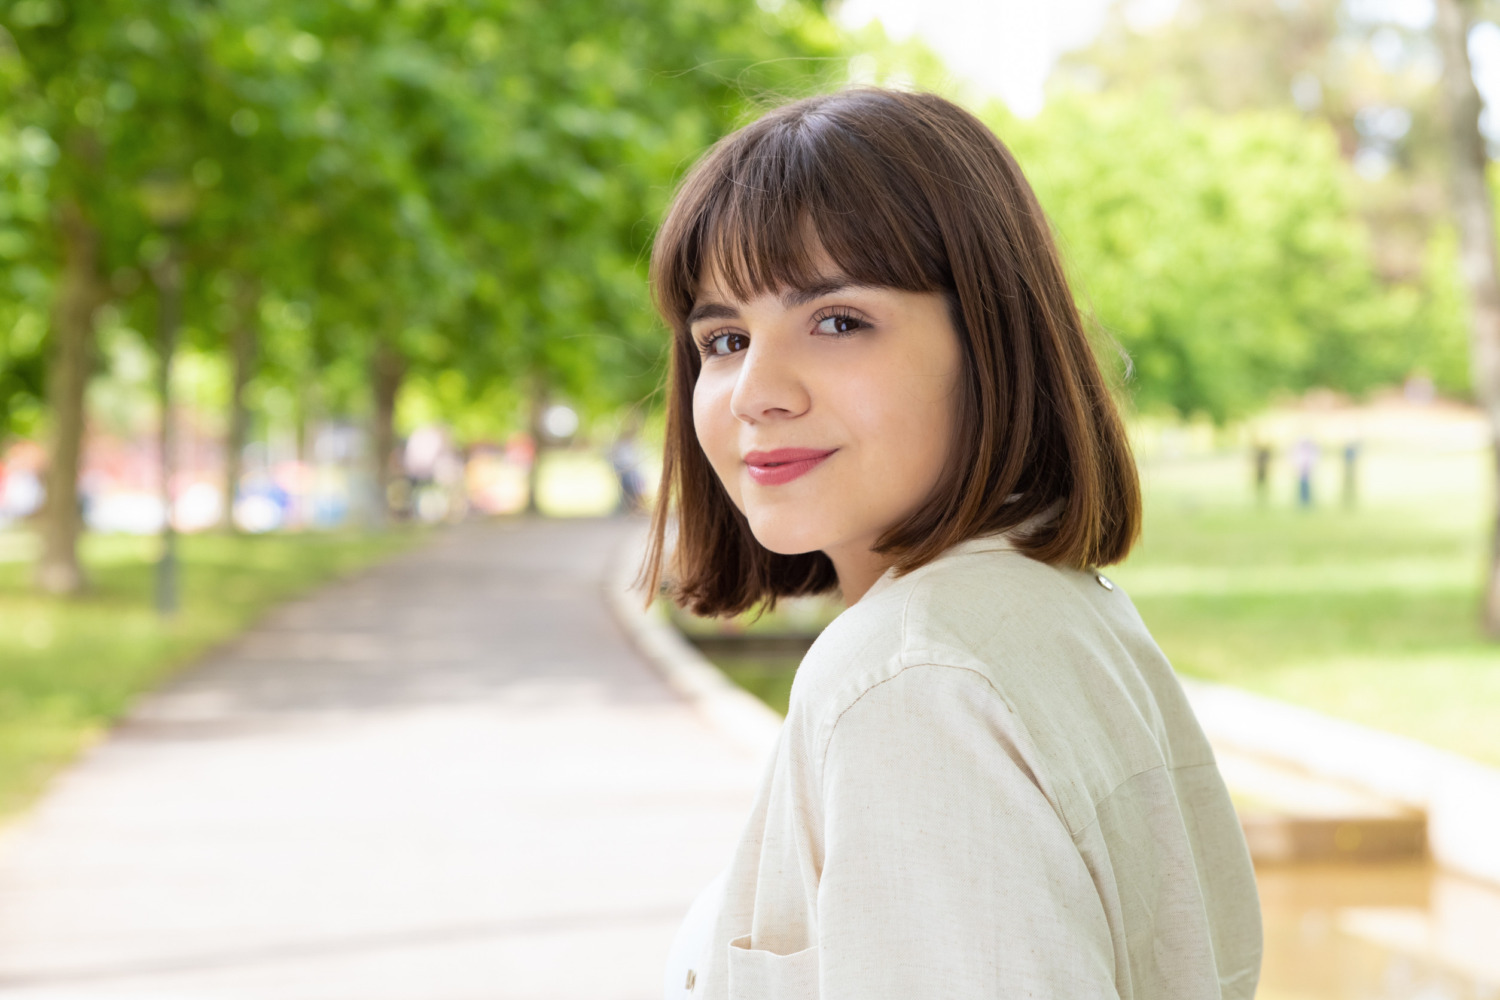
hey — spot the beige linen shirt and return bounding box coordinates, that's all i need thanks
[691,533,1262,1000]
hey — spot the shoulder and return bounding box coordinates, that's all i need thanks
[791,541,1118,722]
[783,545,1077,762]
[787,540,1208,831]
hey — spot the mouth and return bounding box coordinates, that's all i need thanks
[743,448,837,486]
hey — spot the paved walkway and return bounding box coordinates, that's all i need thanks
[0,518,767,1000]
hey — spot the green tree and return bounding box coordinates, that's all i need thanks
[2,1,148,593]
[363,0,841,464]
[1054,0,1467,390]
[994,93,1410,421]
[0,29,51,444]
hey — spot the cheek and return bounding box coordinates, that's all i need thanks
[692,375,736,471]
[847,353,962,491]
[902,336,964,464]
[842,362,958,449]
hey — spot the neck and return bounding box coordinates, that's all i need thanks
[825,542,894,606]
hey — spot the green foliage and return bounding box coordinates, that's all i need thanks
[996,93,1434,420]
[0,0,840,444]
[373,0,842,430]
[1412,220,1474,397]
[1048,0,1473,414]
[0,22,51,439]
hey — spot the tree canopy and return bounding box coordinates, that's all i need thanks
[0,0,841,587]
[0,0,842,442]
[997,92,1467,420]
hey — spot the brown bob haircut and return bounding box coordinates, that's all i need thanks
[641,87,1141,618]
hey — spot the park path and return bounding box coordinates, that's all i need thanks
[0,517,767,1000]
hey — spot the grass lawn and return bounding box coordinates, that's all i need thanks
[1117,441,1498,766]
[674,421,1500,769]
[0,528,422,820]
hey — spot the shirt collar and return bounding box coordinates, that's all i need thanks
[856,501,1062,605]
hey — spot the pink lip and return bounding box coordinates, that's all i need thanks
[743,448,837,486]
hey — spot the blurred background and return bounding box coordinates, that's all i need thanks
[2,0,1500,997]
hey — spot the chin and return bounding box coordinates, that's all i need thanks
[745,510,830,557]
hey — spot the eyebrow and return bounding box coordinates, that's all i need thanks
[686,276,856,327]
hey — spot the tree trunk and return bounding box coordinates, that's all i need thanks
[292,366,319,531]
[370,338,405,526]
[152,237,183,617]
[526,375,547,515]
[1435,0,1500,637]
[35,201,104,595]
[223,276,258,533]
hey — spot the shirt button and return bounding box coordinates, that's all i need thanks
[685,969,697,990]
[1095,572,1114,591]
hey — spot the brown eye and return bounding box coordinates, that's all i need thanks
[814,313,866,337]
[702,331,749,356]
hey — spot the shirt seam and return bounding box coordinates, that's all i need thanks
[817,660,1031,786]
[818,658,1222,836]
[1071,759,1225,838]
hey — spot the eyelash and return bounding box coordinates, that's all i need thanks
[694,307,870,358]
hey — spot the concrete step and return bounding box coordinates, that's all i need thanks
[1184,677,1500,887]
[1214,745,1427,864]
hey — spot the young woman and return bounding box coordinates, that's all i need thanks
[641,88,1262,1000]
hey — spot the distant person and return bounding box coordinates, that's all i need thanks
[0,449,44,521]
[1342,439,1360,509]
[1252,441,1273,507]
[404,425,445,484]
[640,89,1261,1000]
[1403,373,1436,405]
[1293,436,1319,509]
[609,413,647,515]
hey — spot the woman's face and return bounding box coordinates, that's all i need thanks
[690,257,965,571]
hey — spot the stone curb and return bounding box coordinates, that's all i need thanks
[604,523,782,762]
[604,522,1500,888]
[1181,679,1500,887]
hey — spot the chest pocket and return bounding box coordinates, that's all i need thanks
[727,935,819,1000]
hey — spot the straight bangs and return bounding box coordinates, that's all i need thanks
[652,111,953,342]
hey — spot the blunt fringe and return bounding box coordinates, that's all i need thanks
[640,88,1141,618]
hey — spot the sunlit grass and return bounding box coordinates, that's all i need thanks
[1113,443,1497,765]
[0,528,422,820]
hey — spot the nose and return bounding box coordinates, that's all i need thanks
[728,340,811,424]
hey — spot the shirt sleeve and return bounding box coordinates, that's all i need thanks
[816,663,1120,999]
